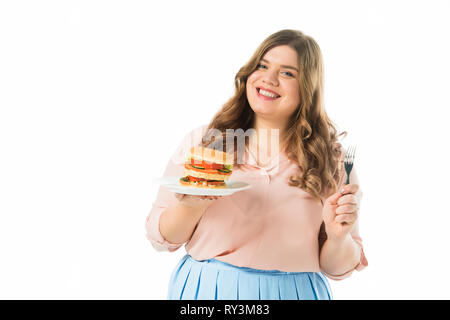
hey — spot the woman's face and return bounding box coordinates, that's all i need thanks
[246,45,301,126]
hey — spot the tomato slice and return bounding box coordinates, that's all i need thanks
[185,164,231,175]
[190,158,224,170]
[188,176,205,182]
[208,162,225,170]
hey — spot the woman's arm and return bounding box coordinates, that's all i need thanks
[319,230,362,277]
[319,164,367,278]
[159,194,217,244]
[145,124,214,250]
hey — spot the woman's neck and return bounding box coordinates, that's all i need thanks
[248,118,289,167]
[250,117,288,154]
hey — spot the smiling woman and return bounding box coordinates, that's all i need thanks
[146,29,367,300]
[246,45,301,132]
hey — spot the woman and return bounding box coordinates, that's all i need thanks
[146,29,368,300]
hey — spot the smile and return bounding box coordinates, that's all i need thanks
[256,87,281,100]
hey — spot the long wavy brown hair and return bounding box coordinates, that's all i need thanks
[199,29,347,203]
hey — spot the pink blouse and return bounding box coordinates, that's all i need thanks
[146,125,368,280]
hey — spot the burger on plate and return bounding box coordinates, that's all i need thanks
[179,146,234,188]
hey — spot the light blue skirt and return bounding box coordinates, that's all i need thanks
[167,254,332,300]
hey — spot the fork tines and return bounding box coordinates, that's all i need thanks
[344,145,356,165]
[344,145,356,185]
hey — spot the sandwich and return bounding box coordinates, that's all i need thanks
[179,146,234,188]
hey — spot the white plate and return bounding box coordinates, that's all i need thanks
[153,176,251,196]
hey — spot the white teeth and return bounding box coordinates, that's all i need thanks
[259,89,279,98]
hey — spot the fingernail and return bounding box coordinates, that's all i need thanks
[340,188,345,194]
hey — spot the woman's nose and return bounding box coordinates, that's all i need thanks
[262,70,279,86]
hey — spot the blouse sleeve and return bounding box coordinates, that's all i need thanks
[145,124,208,252]
[320,145,369,280]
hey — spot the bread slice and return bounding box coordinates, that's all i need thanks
[190,146,234,165]
[179,178,226,188]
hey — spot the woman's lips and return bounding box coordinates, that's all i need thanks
[256,87,280,101]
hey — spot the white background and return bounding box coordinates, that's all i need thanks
[1,0,449,299]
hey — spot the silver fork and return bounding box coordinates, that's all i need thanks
[344,145,356,185]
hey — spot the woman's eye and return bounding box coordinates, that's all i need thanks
[257,64,294,77]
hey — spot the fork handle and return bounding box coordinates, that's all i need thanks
[345,174,350,185]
